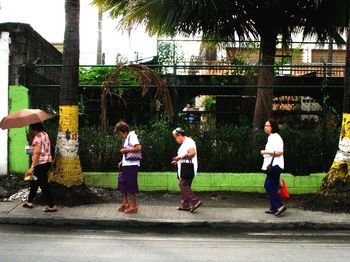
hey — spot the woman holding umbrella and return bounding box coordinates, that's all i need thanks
[23,122,57,212]
[0,109,56,211]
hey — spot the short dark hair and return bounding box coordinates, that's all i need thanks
[30,122,44,132]
[172,127,185,136]
[267,119,279,133]
[115,121,130,133]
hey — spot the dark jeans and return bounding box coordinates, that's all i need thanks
[264,165,283,212]
[28,162,55,208]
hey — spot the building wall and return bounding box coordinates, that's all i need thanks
[0,32,10,175]
[312,49,346,63]
[226,47,304,64]
[0,23,62,86]
[0,23,62,174]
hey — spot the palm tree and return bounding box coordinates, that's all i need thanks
[310,0,350,211]
[92,0,344,129]
[49,0,83,187]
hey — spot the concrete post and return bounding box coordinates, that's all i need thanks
[0,32,10,175]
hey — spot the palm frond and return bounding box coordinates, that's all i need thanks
[100,62,173,131]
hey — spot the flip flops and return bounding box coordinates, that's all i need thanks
[265,209,276,214]
[124,206,138,213]
[118,204,129,212]
[22,203,34,209]
[177,206,191,211]
[190,201,202,213]
[274,206,287,217]
[42,207,58,212]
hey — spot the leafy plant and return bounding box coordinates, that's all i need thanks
[157,41,185,74]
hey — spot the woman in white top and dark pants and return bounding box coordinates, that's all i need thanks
[260,119,287,216]
[172,127,202,213]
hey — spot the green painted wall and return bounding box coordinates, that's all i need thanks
[84,172,326,194]
[9,85,29,174]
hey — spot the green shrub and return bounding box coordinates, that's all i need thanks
[47,122,339,175]
[79,127,122,172]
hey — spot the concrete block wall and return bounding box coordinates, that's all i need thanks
[84,172,326,194]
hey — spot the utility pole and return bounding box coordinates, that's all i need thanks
[96,8,104,65]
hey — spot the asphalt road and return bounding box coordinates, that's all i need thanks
[0,225,350,262]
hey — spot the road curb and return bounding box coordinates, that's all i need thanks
[1,216,350,230]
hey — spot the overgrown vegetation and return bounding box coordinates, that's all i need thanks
[71,120,339,174]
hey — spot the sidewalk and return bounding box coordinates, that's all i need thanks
[1,201,350,230]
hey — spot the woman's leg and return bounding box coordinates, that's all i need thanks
[124,193,138,213]
[26,179,39,205]
[121,166,139,213]
[117,168,130,211]
[264,166,283,211]
[118,193,129,211]
[179,178,200,207]
[179,178,191,208]
[130,193,137,208]
[36,163,56,208]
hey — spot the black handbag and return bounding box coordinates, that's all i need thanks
[265,151,275,175]
[180,159,195,179]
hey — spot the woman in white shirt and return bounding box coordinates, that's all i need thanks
[260,119,287,216]
[171,127,202,212]
[115,121,142,214]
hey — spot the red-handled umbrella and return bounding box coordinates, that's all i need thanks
[0,109,53,130]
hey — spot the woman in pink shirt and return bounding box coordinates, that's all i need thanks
[23,122,57,212]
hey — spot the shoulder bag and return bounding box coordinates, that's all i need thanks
[265,151,275,175]
[180,159,195,180]
[125,135,142,161]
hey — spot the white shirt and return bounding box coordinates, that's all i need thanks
[122,131,141,167]
[261,133,284,170]
[177,136,198,176]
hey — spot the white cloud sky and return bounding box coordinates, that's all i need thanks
[0,0,158,64]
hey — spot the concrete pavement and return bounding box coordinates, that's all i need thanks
[1,201,350,230]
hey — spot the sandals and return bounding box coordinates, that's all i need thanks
[22,203,34,209]
[118,204,129,212]
[177,206,191,211]
[190,201,202,213]
[124,206,138,213]
[42,207,58,212]
[274,206,287,217]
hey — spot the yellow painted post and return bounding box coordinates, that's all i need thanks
[320,113,350,192]
[49,105,83,187]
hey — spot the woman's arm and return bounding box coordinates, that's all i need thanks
[31,144,40,167]
[25,144,40,176]
[120,144,141,154]
[173,147,196,162]
[260,150,283,156]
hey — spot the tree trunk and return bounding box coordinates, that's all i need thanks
[49,0,83,187]
[327,38,334,76]
[315,28,350,211]
[253,30,277,129]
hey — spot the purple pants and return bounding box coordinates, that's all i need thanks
[179,178,200,208]
[118,165,139,194]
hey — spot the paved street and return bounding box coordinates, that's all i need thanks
[1,225,350,262]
